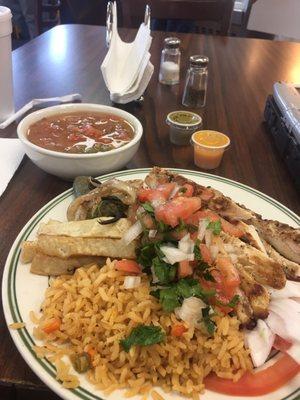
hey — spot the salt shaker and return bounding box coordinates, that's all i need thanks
[0,6,14,122]
[182,55,209,108]
[159,37,181,85]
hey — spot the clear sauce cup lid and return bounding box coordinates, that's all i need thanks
[166,111,202,129]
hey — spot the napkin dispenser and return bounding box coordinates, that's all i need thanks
[264,82,300,189]
[101,2,154,104]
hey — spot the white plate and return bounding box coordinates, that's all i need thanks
[2,168,300,400]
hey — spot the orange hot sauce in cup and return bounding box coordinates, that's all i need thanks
[191,130,230,169]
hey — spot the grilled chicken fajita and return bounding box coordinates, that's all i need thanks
[21,167,300,392]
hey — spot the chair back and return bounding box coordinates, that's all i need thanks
[120,0,234,35]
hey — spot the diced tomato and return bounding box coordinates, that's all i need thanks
[199,244,213,265]
[273,335,292,352]
[139,213,155,229]
[178,260,193,278]
[200,187,214,201]
[87,347,96,359]
[185,209,244,238]
[42,318,61,334]
[84,125,102,139]
[171,324,188,337]
[115,259,142,274]
[185,210,219,226]
[220,219,244,238]
[155,197,202,228]
[68,132,82,142]
[170,229,189,241]
[138,183,176,203]
[177,183,194,197]
[215,257,240,298]
[204,354,300,396]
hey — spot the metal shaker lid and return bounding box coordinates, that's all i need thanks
[189,55,209,67]
[164,37,181,49]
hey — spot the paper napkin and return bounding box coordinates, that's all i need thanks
[0,138,24,197]
[101,1,154,103]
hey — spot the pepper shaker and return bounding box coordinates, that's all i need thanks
[0,6,14,122]
[159,37,181,85]
[182,55,209,108]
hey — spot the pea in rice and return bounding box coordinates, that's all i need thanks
[32,259,252,398]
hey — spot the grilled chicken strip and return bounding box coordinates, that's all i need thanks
[235,264,270,320]
[145,167,299,264]
[250,217,300,264]
[67,179,142,221]
[235,288,256,330]
[221,232,286,289]
[145,167,253,221]
[261,239,300,281]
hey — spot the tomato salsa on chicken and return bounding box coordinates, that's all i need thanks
[27,112,135,154]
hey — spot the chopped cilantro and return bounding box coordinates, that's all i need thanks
[137,242,163,270]
[202,307,216,335]
[120,325,165,352]
[178,187,187,194]
[194,239,202,261]
[207,220,222,235]
[159,287,181,312]
[175,219,186,232]
[152,257,177,284]
[216,294,240,308]
[157,220,170,233]
[193,240,210,271]
[142,202,154,214]
[151,278,215,312]
[202,270,216,282]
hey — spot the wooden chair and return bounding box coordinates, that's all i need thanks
[119,0,235,35]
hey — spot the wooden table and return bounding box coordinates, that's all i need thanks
[0,24,299,399]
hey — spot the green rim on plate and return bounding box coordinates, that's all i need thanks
[3,168,300,400]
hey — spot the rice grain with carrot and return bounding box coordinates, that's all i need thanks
[32,259,252,398]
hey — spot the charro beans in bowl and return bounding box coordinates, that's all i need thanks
[17,103,143,180]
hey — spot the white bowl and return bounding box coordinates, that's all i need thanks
[17,103,143,180]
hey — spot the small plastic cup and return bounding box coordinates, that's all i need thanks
[191,130,230,169]
[166,111,202,145]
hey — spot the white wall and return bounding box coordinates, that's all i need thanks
[248,0,300,40]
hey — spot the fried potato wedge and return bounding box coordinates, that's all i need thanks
[37,217,132,238]
[21,241,37,263]
[30,252,106,276]
[37,235,136,259]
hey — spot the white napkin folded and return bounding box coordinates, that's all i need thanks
[0,138,24,197]
[101,1,154,103]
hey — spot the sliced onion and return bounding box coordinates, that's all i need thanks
[178,233,194,254]
[266,309,300,344]
[151,199,164,208]
[123,276,141,289]
[175,297,206,326]
[123,220,143,245]
[210,245,219,261]
[136,206,144,216]
[198,219,210,241]
[270,298,300,316]
[269,280,300,299]
[204,229,212,247]
[160,245,194,265]
[149,229,157,239]
[169,183,180,199]
[151,265,159,284]
[244,319,275,368]
[287,344,300,364]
